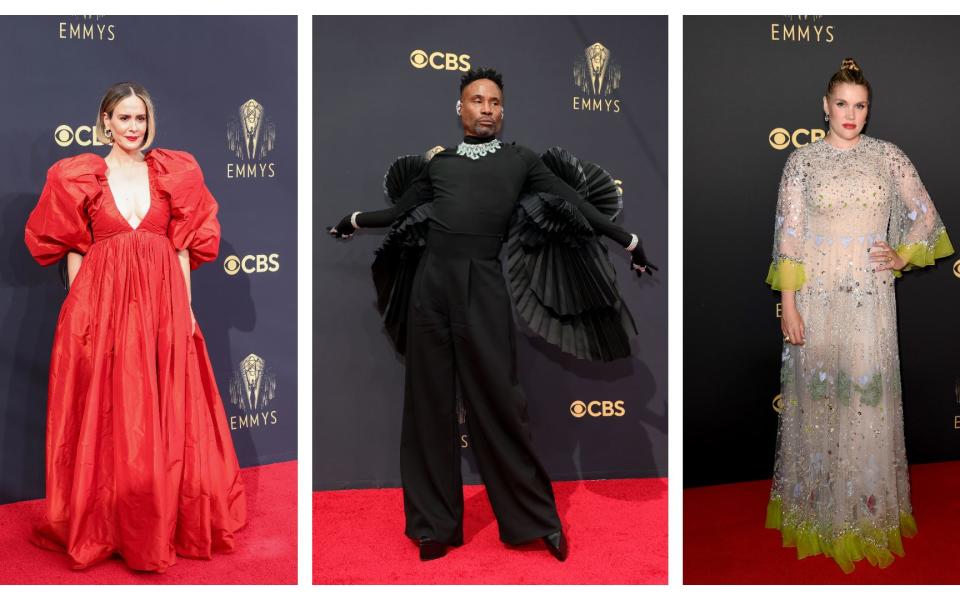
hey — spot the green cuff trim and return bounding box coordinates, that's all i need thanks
[765,258,806,291]
[893,229,954,277]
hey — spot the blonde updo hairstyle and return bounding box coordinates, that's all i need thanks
[94,81,156,149]
[826,58,871,104]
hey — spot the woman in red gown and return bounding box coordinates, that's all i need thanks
[23,82,246,572]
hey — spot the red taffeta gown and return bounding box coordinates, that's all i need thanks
[24,149,246,572]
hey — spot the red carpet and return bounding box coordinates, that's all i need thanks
[684,461,960,583]
[313,478,667,584]
[0,460,297,584]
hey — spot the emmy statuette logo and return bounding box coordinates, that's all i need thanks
[228,353,279,431]
[53,124,106,148]
[773,394,785,414]
[59,15,115,41]
[409,49,470,72]
[570,399,626,418]
[769,127,826,150]
[770,16,834,43]
[227,99,276,179]
[223,253,280,276]
[572,42,622,113]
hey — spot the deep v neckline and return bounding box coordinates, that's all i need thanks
[100,155,155,232]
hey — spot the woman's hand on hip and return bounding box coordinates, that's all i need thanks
[869,241,907,272]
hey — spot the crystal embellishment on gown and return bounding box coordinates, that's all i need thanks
[764,135,953,573]
[456,138,501,160]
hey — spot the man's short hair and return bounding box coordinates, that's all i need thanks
[459,68,504,94]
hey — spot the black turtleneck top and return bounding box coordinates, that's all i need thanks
[355,136,633,248]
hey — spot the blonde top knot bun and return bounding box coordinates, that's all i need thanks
[840,58,861,73]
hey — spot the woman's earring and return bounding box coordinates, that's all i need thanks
[824,114,829,122]
[455,100,462,116]
[105,128,113,137]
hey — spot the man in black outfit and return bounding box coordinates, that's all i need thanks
[330,68,652,562]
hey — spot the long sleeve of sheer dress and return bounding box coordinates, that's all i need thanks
[766,150,807,291]
[354,168,433,228]
[884,143,954,275]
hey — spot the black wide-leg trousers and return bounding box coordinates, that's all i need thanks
[400,230,562,546]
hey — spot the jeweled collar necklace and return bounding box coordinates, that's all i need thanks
[457,136,501,160]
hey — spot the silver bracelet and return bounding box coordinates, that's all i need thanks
[350,211,362,230]
[625,234,639,252]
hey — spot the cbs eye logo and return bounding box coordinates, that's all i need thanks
[224,253,280,275]
[570,400,626,418]
[772,394,785,414]
[54,124,105,148]
[409,49,471,72]
[769,127,826,150]
[953,259,960,279]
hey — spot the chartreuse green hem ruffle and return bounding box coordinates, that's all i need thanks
[765,496,917,574]
[765,258,806,291]
[893,229,954,277]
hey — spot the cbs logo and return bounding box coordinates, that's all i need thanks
[409,49,471,72]
[769,127,826,150]
[224,253,280,275]
[772,394,785,414]
[54,124,105,148]
[953,259,960,279]
[570,400,626,418]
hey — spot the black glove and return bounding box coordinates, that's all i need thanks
[629,241,658,277]
[329,213,357,239]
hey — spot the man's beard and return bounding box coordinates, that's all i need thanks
[472,120,498,137]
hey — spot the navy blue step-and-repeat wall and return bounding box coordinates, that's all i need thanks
[313,16,668,490]
[684,16,960,488]
[0,15,298,504]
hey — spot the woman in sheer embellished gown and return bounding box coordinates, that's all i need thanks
[764,59,953,573]
[24,82,246,572]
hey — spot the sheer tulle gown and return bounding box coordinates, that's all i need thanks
[764,136,953,573]
[24,149,246,572]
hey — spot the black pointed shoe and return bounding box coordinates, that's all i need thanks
[543,531,568,561]
[419,537,448,561]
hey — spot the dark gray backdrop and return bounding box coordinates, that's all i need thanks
[684,16,960,488]
[0,16,298,505]
[313,15,668,491]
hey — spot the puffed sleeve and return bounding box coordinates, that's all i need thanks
[147,149,220,270]
[884,143,954,276]
[765,150,807,291]
[24,155,102,266]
